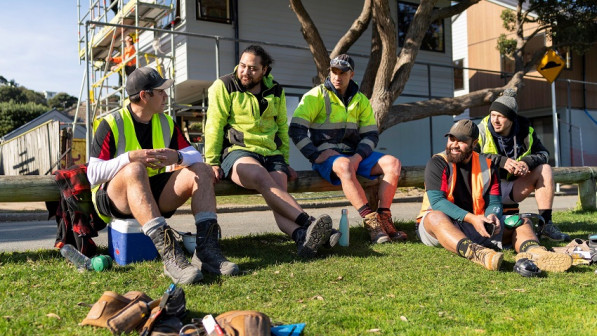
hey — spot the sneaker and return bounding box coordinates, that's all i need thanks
[193,221,239,276]
[323,229,342,249]
[148,225,203,284]
[378,212,408,242]
[363,213,391,244]
[539,221,571,242]
[515,246,572,272]
[466,243,503,271]
[296,215,333,258]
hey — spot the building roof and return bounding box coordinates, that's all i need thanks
[0,109,87,142]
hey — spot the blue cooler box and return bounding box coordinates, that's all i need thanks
[108,219,158,265]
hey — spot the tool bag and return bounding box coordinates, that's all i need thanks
[215,310,272,336]
[81,291,153,332]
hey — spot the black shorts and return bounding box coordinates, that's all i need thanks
[95,172,176,220]
[220,149,289,179]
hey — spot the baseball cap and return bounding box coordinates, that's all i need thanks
[126,67,174,96]
[330,54,354,72]
[444,119,479,142]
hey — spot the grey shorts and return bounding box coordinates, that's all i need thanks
[94,172,176,219]
[500,180,516,205]
[417,211,503,250]
[220,149,289,179]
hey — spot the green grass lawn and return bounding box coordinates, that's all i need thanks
[2,210,597,335]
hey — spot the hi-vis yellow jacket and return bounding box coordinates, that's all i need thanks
[204,71,288,166]
[289,79,378,163]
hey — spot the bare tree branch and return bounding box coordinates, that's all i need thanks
[330,0,373,58]
[360,17,382,97]
[432,0,480,21]
[289,0,329,82]
[378,72,525,133]
[388,0,438,97]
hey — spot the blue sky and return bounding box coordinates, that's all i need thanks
[0,2,84,97]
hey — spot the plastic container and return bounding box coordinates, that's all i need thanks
[108,219,158,265]
[60,244,112,272]
[338,209,349,246]
[179,231,196,254]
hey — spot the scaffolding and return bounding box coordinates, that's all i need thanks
[77,0,175,124]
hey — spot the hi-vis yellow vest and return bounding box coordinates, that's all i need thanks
[417,151,492,220]
[91,107,174,222]
[477,115,534,159]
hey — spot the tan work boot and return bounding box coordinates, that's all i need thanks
[466,243,503,271]
[515,246,572,272]
[377,212,408,242]
[363,213,391,244]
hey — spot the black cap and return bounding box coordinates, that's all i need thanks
[126,67,174,96]
[330,54,355,72]
[445,119,479,142]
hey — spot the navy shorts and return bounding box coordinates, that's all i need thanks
[312,151,385,185]
[220,149,289,179]
[95,172,176,219]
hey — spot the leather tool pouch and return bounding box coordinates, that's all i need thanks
[215,310,272,336]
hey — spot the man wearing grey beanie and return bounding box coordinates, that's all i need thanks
[476,89,571,242]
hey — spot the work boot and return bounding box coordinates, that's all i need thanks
[515,246,572,272]
[378,212,408,242]
[192,220,239,276]
[296,215,333,258]
[363,213,391,244]
[148,225,203,284]
[466,243,503,271]
[306,216,340,249]
[539,221,571,242]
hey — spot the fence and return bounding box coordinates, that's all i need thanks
[0,121,60,175]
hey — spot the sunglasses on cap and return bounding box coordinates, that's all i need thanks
[330,59,353,71]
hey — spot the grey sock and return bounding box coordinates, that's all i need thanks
[194,212,217,224]
[142,217,167,236]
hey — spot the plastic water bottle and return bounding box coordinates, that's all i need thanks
[339,209,349,246]
[60,244,112,272]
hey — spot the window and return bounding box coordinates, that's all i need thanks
[453,59,464,90]
[196,0,231,23]
[397,1,445,53]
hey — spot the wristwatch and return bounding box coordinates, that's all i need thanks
[177,151,183,165]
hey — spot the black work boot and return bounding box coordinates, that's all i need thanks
[295,215,333,258]
[148,225,203,284]
[191,220,239,276]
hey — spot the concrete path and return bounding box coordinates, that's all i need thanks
[0,194,582,253]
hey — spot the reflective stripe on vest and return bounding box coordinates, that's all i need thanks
[91,108,174,223]
[417,151,492,219]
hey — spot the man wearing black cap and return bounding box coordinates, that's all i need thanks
[290,54,407,245]
[476,89,570,242]
[87,67,238,284]
[416,119,571,273]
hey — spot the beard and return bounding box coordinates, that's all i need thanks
[445,144,473,163]
[239,74,263,91]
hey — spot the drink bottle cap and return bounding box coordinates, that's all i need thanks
[90,255,113,272]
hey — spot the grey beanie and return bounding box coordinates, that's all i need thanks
[490,88,518,120]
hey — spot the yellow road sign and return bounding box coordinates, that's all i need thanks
[537,49,564,84]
